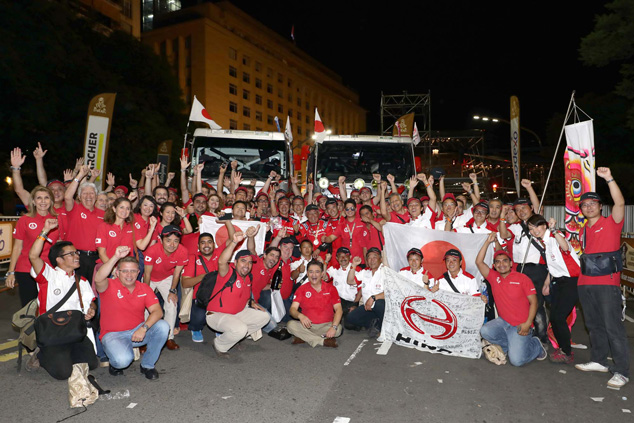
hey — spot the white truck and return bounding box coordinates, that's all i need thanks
[189,128,293,190]
[306,135,420,194]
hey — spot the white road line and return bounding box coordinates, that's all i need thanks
[344,339,368,366]
[333,417,351,423]
[376,341,392,356]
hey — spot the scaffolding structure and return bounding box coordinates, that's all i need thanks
[380,91,431,138]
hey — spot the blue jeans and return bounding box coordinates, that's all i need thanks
[102,320,169,370]
[346,299,385,330]
[480,317,542,366]
[578,285,630,377]
[188,302,208,332]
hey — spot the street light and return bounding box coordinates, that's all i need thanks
[472,115,542,147]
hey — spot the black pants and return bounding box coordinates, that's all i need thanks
[518,263,549,343]
[550,276,578,355]
[78,251,98,283]
[16,272,38,307]
[39,337,98,380]
[482,279,496,322]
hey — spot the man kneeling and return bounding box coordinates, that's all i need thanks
[287,260,343,348]
[476,233,547,366]
[95,246,169,379]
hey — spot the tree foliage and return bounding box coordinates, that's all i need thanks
[0,0,186,193]
[580,0,634,128]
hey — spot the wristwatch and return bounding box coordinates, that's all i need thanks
[371,295,376,302]
[142,323,150,330]
[332,324,338,330]
[169,288,177,295]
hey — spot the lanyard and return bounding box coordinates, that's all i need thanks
[346,221,357,248]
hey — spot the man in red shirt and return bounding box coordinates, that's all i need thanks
[181,233,222,343]
[322,199,370,264]
[95,246,168,380]
[574,168,629,389]
[288,260,343,347]
[143,225,189,350]
[476,233,547,366]
[64,165,105,282]
[206,230,269,357]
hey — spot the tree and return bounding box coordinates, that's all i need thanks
[579,0,634,128]
[0,0,186,196]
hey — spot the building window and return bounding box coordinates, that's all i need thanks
[256,111,262,121]
[288,78,292,88]
[229,84,237,95]
[278,88,283,98]
[243,55,250,66]
[243,72,250,83]
[306,115,309,124]
[278,73,283,83]
[255,78,262,89]
[267,115,274,124]
[297,97,301,107]
[288,94,292,102]
[278,104,283,113]
[255,94,262,105]
[230,119,238,129]
[305,101,309,111]
[229,66,237,77]
[243,123,250,130]
[267,99,273,109]
[297,111,301,121]
[255,61,262,72]
[243,90,250,100]
[229,102,237,113]
[243,107,251,117]
[298,126,302,135]
[288,109,293,118]
[267,84,273,94]
[229,48,237,60]
[267,67,273,77]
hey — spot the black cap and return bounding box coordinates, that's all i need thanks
[474,201,489,211]
[580,192,602,203]
[366,247,382,257]
[444,249,462,260]
[161,225,182,236]
[305,204,319,212]
[513,198,531,207]
[325,198,337,206]
[407,248,423,259]
[235,250,253,260]
[279,237,295,245]
[336,247,351,255]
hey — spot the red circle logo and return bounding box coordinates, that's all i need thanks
[420,241,466,279]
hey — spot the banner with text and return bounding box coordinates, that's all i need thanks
[83,93,116,190]
[380,267,485,359]
[510,95,521,195]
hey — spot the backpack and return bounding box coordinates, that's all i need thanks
[195,269,252,309]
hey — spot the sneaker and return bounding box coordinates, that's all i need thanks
[191,330,204,343]
[549,348,574,364]
[536,338,547,361]
[575,361,609,373]
[607,373,629,389]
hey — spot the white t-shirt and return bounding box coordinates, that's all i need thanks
[327,263,359,302]
[355,264,385,304]
[436,269,480,296]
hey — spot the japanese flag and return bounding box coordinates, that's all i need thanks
[314,108,326,144]
[284,116,293,143]
[189,96,221,129]
[413,122,421,146]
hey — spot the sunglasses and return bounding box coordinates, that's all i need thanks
[345,207,356,211]
[60,251,80,258]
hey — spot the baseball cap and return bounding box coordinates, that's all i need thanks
[366,247,382,257]
[161,225,182,237]
[325,198,337,206]
[305,204,319,212]
[444,249,462,260]
[235,186,248,194]
[336,247,351,255]
[420,195,430,202]
[407,197,422,206]
[114,185,129,194]
[474,201,489,212]
[279,237,295,245]
[46,179,64,188]
[235,250,253,261]
[513,198,531,207]
[192,193,208,202]
[442,193,456,203]
[360,187,372,194]
[407,248,423,259]
[494,250,512,261]
[580,192,602,203]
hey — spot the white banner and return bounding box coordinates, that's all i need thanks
[382,223,493,281]
[380,267,485,359]
[199,217,267,259]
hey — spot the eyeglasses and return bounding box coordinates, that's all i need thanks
[118,269,139,274]
[580,201,599,209]
[60,251,80,258]
[345,207,356,211]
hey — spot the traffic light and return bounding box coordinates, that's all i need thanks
[492,183,498,193]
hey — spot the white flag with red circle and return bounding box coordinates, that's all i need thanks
[314,107,326,144]
[189,95,221,129]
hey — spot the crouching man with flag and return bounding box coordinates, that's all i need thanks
[476,232,547,366]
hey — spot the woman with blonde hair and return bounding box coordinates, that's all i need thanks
[5,186,61,306]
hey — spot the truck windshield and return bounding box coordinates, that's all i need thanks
[194,137,287,180]
[316,142,414,181]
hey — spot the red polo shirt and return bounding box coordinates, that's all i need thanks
[487,269,536,326]
[13,213,61,272]
[292,282,341,324]
[251,256,281,303]
[182,250,221,296]
[579,215,624,286]
[95,221,135,263]
[66,202,104,251]
[99,278,159,340]
[333,217,370,263]
[143,242,189,281]
[207,265,252,314]
[389,209,411,224]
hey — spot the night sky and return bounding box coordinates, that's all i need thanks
[229,1,616,143]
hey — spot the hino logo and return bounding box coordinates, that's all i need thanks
[400,296,458,340]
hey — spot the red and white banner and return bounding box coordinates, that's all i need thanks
[380,267,485,359]
[314,108,326,144]
[199,217,267,258]
[510,96,521,196]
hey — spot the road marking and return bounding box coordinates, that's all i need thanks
[0,352,19,362]
[376,341,392,355]
[624,314,634,323]
[0,340,19,351]
[344,339,368,366]
[333,418,350,423]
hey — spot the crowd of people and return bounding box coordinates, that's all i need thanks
[4,143,628,392]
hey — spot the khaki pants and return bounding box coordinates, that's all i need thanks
[287,320,343,347]
[206,307,270,353]
[149,277,177,340]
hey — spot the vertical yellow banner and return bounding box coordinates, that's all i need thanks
[83,93,116,190]
[510,96,520,195]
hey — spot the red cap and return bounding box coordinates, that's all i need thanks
[494,250,512,261]
[442,193,456,203]
[407,197,422,206]
[114,185,129,194]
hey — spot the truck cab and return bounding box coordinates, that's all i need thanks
[306,135,419,195]
[190,128,292,190]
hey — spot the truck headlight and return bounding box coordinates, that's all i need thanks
[318,177,330,189]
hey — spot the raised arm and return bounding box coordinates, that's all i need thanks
[419,174,437,212]
[245,225,260,255]
[165,172,175,188]
[195,163,204,195]
[347,256,362,286]
[290,174,302,196]
[216,163,227,200]
[136,217,158,251]
[33,142,48,186]
[469,173,481,203]
[10,148,31,206]
[338,176,348,201]
[95,246,130,293]
[407,175,418,199]
[497,206,512,240]
[521,179,540,215]
[180,157,191,204]
[218,232,245,278]
[65,165,89,211]
[475,232,496,279]
[386,174,397,194]
[597,167,624,224]
[379,181,390,221]
[29,218,58,275]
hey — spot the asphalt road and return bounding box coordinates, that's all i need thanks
[2,286,634,423]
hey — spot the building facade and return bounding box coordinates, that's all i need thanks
[141,1,366,143]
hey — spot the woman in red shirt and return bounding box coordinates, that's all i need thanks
[155,202,193,242]
[133,195,159,252]
[6,186,61,306]
[96,197,136,264]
